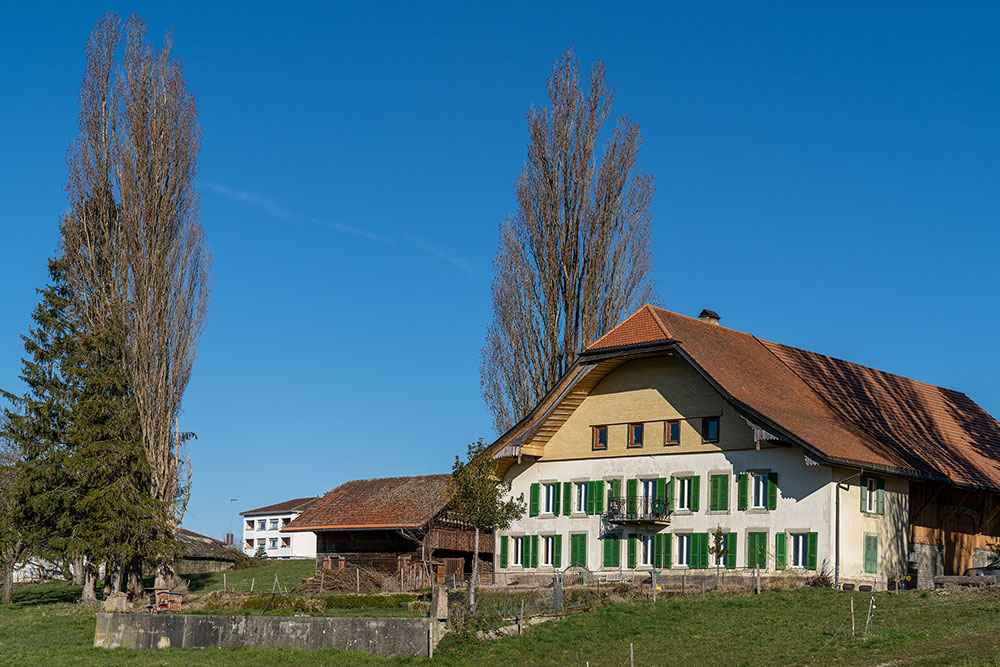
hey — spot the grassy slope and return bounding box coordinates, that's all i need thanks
[2,583,1000,665]
[166,558,316,594]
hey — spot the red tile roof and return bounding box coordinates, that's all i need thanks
[283,474,451,532]
[240,497,318,517]
[582,305,1000,491]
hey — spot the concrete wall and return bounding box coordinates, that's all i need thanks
[94,612,443,657]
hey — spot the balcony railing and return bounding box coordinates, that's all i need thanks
[603,496,671,525]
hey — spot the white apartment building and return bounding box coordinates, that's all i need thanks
[240,497,318,559]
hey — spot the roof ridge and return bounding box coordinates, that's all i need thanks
[644,304,673,339]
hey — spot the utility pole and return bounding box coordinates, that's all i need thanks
[228,498,239,546]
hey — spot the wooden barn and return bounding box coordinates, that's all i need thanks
[282,474,492,587]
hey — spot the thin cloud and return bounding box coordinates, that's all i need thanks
[203,182,470,272]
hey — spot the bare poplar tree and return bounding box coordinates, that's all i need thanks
[481,48,655,433]
[60,13,210,587]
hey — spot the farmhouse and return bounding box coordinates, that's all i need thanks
[491,306,1000,589]
[283,474,492,586]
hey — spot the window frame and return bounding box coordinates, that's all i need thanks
[512,536,525,567]
[702,416,720,443]
[677,476,693,511]
[864,534,879,574]
[268,538,278,550]
[665,420,680,445]
[269,519,279,531]
[592,425,608,450]
[543,483,557,514]
[676,533,691,567]
[752,473,768,509]
[628,423,644,448]
[542,535,554,567]
[713,534,729,567]
[575,482,588,514]
[791,533,808,568]
[257,520,266,531]
[640,534,654,567]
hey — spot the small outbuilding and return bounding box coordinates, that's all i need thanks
[175,528,237,575]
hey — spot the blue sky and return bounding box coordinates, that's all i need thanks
[1,2,998,540]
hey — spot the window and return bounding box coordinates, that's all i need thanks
[269,519,278,531]
[282,518,290,526]
[702,417,720,443]
[245,539,253,549]
[713,534,729,567]
[512,537,524,567]
[628,423,644,448]
[864,535,878,574]
[281,537,290,548]
[791,533,808,568]
[543,483,558,514]
[862,476,884,515]
[593,425,608,450]
[677,477,693,511]
[245,520,254,531]
[257,520,266,531]
[641,479,656,515]
[257,538,265,547]
[640,534,654,567]
[268,538,277,549]
[576,482,588,513]
[752,473,768,509]
[747,532,767,569]
[676,534,691,567]
[570,534,587,567]
[542,536,555,567]
[709,474,730,511]
[665,420,680,445]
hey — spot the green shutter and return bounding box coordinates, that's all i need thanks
[563,482,572,515]
[668,476,676,512]
[656,477,666,506]
[767,472,778,510]
[595,480,605,514]
[860,476,868,513]
[611,478,621,501]
[775,532,786,570]
[709,475,718,511]
[653,534,662,568]
[719,474,729,510]
[694,533,709,569]
[529,483,540,517]
[579,535,587,567]
[552,483,560,515]
[738,473,748,511]
[877,478,885,515]
[570,535,578,566]
[628,535,637,569]
[748,532,766,569]
[664,532,672,568]
[807,532,818,570]
[626,479,638,515]
[500,536,509,568]
[530,535,539,568]
[726,533,737,569]
[553,534,562,568]
[690,476,701,512]
[603,536,612,567]
[864,535,878,574]
[614,535,621,567]
[586,481,595,515]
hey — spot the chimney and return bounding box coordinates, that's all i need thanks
[698,309,721,325]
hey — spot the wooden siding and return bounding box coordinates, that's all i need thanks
[909,481,1000,574]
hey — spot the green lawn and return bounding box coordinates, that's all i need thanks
[2,582,1000,665]
[167,558,317,594]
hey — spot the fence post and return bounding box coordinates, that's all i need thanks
[356,567,360,593]
[553,575,563,612]
[652,571,657,602]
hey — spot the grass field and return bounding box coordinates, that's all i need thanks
[2,576,1000,666]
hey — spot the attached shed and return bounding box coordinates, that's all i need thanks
[175,528,237,575]
[283,474,493,586]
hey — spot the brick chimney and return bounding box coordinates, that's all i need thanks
[698,309,721,325]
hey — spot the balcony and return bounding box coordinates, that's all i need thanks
[603,496,671,526]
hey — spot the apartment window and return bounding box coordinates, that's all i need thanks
[864,535,879,574]
[269,538,277,549]
[257,538,265,547]
[543,483,558,514]
[512,537,524,567]
[628,423,644,448]
[640,534,654,567]
[641,479,656,515]
[245,539,253,549]
[593,425,608,450]
[542,536,555,567]
[282,518,291,527]
[576,482,588,513]
[245,520,254,531]
[677,477,693,511]
[791,533,808,568]
[676,534,691,567]
[714,534,729,567]
[269,519,279,530]
[702,417,720,443]
[257,520,266,531]
[281,537,290,548]
[665,420,680,445]
[752,473,769,509]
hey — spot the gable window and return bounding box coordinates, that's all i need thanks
[640,534,654,567]
[665,420,680,445]
[542,536,555,567]
[861,476,885,515]
[702,417,720,443]
[628,423,644,448]
[512,537,525,567]
[543,483,558,514]
[593,425,608,450]
[791,533,808,568]
[676,534,691,567]
[576,482,589,513]
[677,477,693,511]
[752,473,769,509]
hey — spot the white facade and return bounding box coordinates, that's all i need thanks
[241,510,316,559]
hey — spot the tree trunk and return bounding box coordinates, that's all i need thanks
[112,559,124,594]
[468,526,479,610]
[80,559,98,605]
[102,562,112,598]
[126,558,144,600]
[72,556,85,586]
[154,558,174,590]
[1,564,13,605]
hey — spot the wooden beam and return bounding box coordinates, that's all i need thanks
[978,500,1000,534]
[940,490,974,525]
[911,483,945,524]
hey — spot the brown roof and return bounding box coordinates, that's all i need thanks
[240,497,318,517]
[498,304,1000,492]
[176,528,236,561]
[283,474,451,532]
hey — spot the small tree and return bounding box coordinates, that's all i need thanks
[707,526,728,584]
[447,439,525,609]
[254,545,267,560]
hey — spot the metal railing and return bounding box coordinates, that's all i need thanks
[603,496,671,523]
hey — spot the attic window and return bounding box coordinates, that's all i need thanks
[702,417,720,443]
[628,423,644,448]
[665,420,680,445]
[593,425,608,450]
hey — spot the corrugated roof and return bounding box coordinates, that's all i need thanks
[240,497,318,517]
[283,474,451,532]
